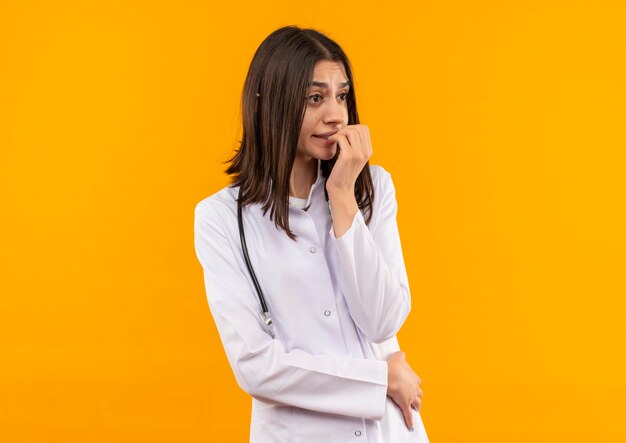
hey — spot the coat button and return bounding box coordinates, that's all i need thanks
[309,246,317,253]
[323,309,331,316]
[355,430,362,436]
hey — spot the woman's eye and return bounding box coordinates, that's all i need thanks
[307,93,348,104]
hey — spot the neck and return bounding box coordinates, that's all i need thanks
[289,155,318,199]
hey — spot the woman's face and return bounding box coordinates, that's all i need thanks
[296,60,350,161]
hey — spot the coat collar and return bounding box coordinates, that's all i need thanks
[298,158,324,210]
[231,158,324,211]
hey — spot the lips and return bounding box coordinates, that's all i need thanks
[313,131,338,140]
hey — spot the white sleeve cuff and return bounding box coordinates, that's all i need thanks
[328,209,365,242]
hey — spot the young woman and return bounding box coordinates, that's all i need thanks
[194,25,429,442]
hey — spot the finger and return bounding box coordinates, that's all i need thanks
[338,126,355,148]
[346,127,361,153]
[329,133,350,154]
[356,125,371,157]
[330,126,350,142]
[328,132,347,145]
[417,387,423,398]
[401,405,414,430]
[363,125,372,153]
[411,398,422,411]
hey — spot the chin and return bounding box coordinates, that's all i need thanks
[317,149,336,161]
[309,145,337,161]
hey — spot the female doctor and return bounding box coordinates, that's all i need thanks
[194,25,429,442]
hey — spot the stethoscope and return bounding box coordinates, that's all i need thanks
[237,166,332,338]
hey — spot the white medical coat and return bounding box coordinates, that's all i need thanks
[194,160,429,442]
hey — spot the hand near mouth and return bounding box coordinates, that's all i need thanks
[324,124,373,238]
[326,124,373,194]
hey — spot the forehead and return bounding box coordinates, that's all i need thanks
[310,60,349,86]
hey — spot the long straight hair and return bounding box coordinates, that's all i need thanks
[225,25,375,241]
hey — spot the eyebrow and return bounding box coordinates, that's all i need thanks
[309,80,351,89]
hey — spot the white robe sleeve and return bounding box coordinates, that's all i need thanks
[194,199,388,420]
[328,167,412,343]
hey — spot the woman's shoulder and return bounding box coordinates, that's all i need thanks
[194,165,394,223]
[367,164,398,230]
[194,184,239,228]
[368,163,394,192]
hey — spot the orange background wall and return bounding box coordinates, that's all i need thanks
[1,1,625,441]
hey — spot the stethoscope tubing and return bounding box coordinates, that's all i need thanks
[237,171,332,338]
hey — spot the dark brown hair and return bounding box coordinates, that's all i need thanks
[225,25,374,241]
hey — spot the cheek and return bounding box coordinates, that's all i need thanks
[299,121,314,140]
[303,115,312,128]
[297,125,312,150]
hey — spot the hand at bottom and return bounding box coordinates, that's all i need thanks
[386,350,423,430]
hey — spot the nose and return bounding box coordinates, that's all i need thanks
[322,95,347,126]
